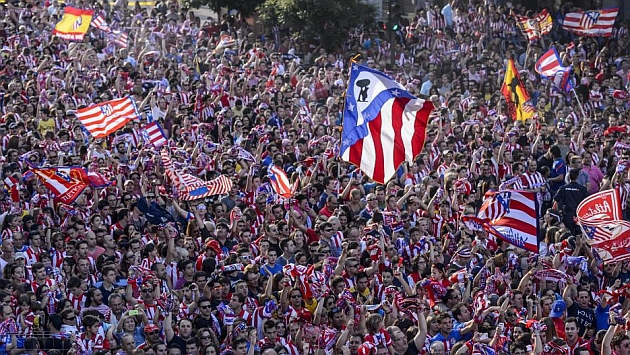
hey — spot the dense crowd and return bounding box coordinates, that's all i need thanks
[0,1,629,355]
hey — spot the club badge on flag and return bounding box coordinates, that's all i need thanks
[30,168,88,205]
[463,190,540,253]
[52,7,93,41]
[143,121,168,148]
[563,8,619,37]
[501,59,536,122]
[341,63,434,184]
[514,9,552,41]
[76,96,139,138]
[52,167,111,189]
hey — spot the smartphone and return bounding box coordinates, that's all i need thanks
[129,310,139,316]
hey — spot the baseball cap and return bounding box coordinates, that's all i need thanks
[144,324,159,333]
[549,299,566,318]
[14,252,25,260]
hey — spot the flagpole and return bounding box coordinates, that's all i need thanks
[570,88,588,120]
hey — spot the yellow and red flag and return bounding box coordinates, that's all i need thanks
[52,7,93,41]
[501,59,536,122]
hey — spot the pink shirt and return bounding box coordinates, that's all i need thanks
[582,165,604,194]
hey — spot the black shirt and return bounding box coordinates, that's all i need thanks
[554,182,588,215]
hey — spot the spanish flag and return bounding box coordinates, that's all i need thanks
[52,7,93,41]
[501,59,536,122]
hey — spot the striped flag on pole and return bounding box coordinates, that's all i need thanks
[340,63,434,184]
[268,165,299,198]
[76,97,139,138]
[535,46,565,78]
[142,121,167,148]
[462,190,540,253]
[563,8,619,37]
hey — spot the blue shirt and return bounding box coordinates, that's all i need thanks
[550,158,567,192]
[260,263,283,277]
[431,329,462,347]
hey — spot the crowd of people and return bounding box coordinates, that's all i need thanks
[0,1,629,355]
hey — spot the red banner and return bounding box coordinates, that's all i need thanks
[576,188,623,223]
[31,168,87,205]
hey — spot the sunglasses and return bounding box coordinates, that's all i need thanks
[141,289,154,293]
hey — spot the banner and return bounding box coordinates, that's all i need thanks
[52,7,93,41]
[31,168,87,205]
[576,188,623,223]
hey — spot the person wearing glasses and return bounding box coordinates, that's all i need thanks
[138,324,162,350]
[125,279,161,325]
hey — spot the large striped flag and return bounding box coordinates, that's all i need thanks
[76,96,139,138]
[535,46,566,78]
[30,168,88,205]
[340,63,434,184]
[52,7,93,41]
[142,121,167,148]
[160,150,232,200]
[462,190,540,253]
[501,59,536,122]
[515,9,553,41]
[563,8,619,37]
[268,165,299,198]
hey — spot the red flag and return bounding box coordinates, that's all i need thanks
[580,220,630,263]
[576,188,623,223]
[3,177,19,203]
[31,168,87,204]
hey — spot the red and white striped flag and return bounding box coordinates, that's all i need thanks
[160,149,233,200]
[463,190,540,253]
[340,64,434,184]
[535,46,566,78]
[268,165,299,198]
[91,13,110,32]
[76,96,139,138]
[110,31,128,48]
[142,121,167,148]
[563,8,619,37]
[3,176,19,202]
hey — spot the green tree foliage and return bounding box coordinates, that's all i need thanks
[187,0,264,17]
[257,0,376,51]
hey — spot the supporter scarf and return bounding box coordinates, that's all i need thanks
[534,268,569,284]
[541,341,568,355]
[499,176,521,191]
